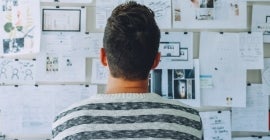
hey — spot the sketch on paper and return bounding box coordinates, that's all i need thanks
[0,0,40,55]
[0,58,35,84]
[144,0,171,28]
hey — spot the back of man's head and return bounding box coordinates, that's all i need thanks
[103,1,160,81]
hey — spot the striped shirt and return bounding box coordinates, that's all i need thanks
[52,93,202,140]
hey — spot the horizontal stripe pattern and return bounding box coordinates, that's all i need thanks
[53,114,201,137]
[53,123,202,140]
[62,129,200,140]
[54,102,199,122]
[52,93,202,140]
[52,109,201,129]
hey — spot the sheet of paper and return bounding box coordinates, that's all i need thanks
[0,58,35,84]
[200,32,246,107]
[0,85,97,136]
[232,84,269,132]
[239,32,264,69]
[95,0,169,29]
[151,59,200,107]
[143,0,171,29]
[53,85,98,116]
[262,58,270,95]
[233,136,270,140]
[76,33,104,58]
[21,86,54,135]
[157,32,193,69]
[0,86,23,135]
[41,0,93,4]
[172,0,247,29]
[41,33,73,50]
[200,111,232,140]
[95,0,116,29]
[91,59,109,84]
[252,5,270,43]
[36,52,86,83]
[0,0,41,56]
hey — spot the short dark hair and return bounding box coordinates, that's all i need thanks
[103,1,160,80]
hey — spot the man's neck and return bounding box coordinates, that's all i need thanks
[106,76,149,94]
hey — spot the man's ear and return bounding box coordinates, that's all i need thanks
[100,48,108,66]
[151,52,161,69]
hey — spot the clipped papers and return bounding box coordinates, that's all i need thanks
[252,5,270,43]
[157,32,193,69]
[200,111,232,140]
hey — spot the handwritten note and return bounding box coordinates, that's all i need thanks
[200,111,231,140]
[232,84,269,132]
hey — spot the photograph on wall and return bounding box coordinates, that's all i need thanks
[0,0,40,56]
[172,0,247,29]
[150,59,200,107]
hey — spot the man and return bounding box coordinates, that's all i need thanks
[52,1,202,140]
